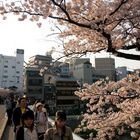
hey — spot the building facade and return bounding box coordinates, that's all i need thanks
[24,54,52,100]
[95,58,116,81]
[43,62,80,114]
[69,58,93,84]
[116,66,127,81]
[24,67,43,100]
[0,49,24,91]
[28,54,52,67]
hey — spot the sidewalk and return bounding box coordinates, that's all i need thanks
[0,105,6,124]
[0,105,7,139]
[0,105,14,140]
[1,125,14,140]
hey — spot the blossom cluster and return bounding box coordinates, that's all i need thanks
[75,74,140,140]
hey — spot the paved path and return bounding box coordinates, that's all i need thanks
[0,105,14,140]
[0,105,84,140]
[1,125,14,140]
[0,105,6,125]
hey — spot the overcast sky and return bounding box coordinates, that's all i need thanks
[0,14,139,70]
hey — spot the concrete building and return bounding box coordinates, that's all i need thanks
[68,57,116,85]
[69,58,90,71]
[0,49,24,91]
[24,67,43,100]
[43,62,80,114]
[28,54,52,67]
[116,66,127,81]
[95,58,116,81]
[24,54,52,100]
[69,58,93,84]
[59,63,70,76]
[44,83,56,114]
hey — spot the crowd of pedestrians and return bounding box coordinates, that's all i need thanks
[5,95,73,140]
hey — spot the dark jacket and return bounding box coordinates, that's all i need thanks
[12,106,30,132]
[16,126,24,140]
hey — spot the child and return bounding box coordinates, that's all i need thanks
[35,102,48,140]
[16,110,38,140]
[44,110,73,140]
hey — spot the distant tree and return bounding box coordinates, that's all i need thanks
[1,0,140,60]
[0,88,11,97]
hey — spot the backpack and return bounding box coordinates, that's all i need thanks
[34,111,48,124]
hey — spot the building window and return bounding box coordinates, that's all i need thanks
[12,66,16,68]
[4,70,8,73]
[17,61,20,64]
[28,71,41,77]
[16,76,19,82]
[3,75,8,78]
[4,65,8,68]
[28,79,42,86]
[5,60,8,63]
[16,71,20,74]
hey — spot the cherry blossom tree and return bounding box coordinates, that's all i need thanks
[0,0,140,60]
[1,1,140,139]
[74,74,140,139]
[0,88,10,97]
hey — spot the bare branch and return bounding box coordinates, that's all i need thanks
[109,0,129,16]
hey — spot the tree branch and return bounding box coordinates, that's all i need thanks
[112,49,140,60]
[109,0,129,16]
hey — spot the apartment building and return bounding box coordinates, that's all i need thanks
[69,58,90,71]
[0,49,24,90]
[44,73,80,114]
[24,67,43,100]
[24,54,52,100]
[95,57,116,81]
[69,57,117,85]
[69,58,93,84]
[43,62,80,114]
[28,54,52,67]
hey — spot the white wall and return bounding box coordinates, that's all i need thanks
[0,49,24,91]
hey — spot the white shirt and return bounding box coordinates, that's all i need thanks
[36,112,48,133]
[24,127,38,140]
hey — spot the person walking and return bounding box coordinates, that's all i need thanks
[44,110,73,140]
[34,102,48,140]
[12,96,30,133]
[16,110,38,140]
[5,96,13,125]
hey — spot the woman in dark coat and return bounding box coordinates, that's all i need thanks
[12,96,30,132]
